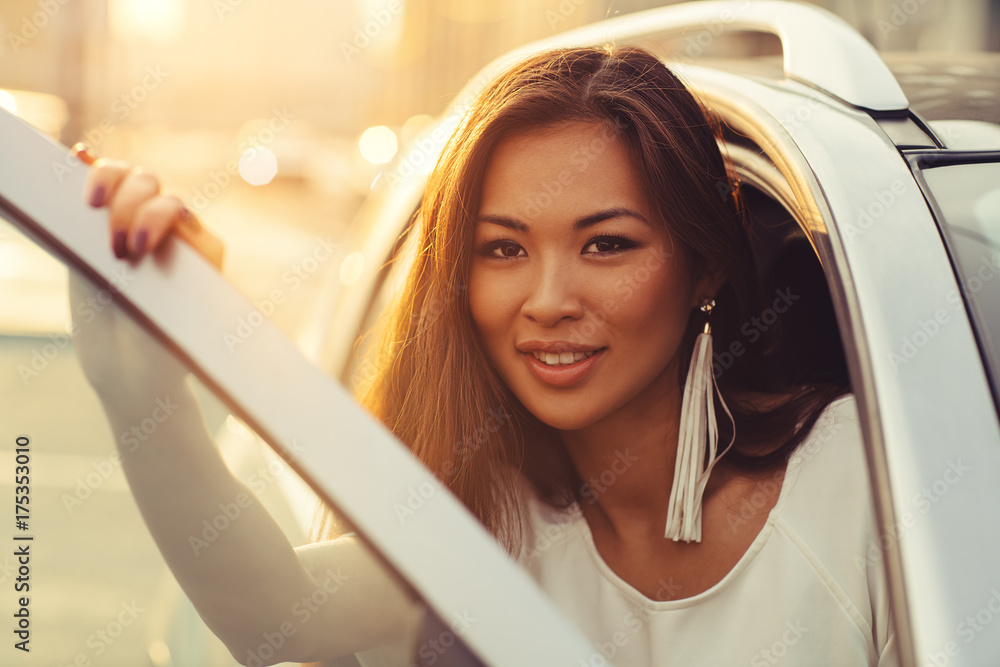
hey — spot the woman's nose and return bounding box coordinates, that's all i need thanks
[519,261,585,327]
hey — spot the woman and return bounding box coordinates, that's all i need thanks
[77,45,896,665]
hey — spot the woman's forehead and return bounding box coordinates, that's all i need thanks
[478,122,649,220]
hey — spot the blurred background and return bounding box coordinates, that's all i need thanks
[1,0,998,337]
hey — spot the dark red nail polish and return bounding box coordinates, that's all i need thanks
[134,229,148,256]
[113,230,127,258]
[90,184,105,208]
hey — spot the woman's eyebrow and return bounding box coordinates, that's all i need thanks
[576,207,650,229]
[477,207,649,231]
[477,214,527,232]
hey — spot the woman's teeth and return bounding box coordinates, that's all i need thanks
[531,350,597,366]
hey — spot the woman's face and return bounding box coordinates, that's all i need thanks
[469,121,722,431]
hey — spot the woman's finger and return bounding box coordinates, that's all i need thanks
[82,157,131,209]
[107,168,161,258]
[130,194,187,258]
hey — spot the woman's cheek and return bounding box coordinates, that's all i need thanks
[468,270,507,339]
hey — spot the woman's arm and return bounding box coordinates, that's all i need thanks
[94,375,420,663]
[72,157,422,664]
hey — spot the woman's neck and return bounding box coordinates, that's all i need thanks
[557,368,683,540]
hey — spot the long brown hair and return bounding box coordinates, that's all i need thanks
[316,45,848,552]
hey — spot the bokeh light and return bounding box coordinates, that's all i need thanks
[239,146,279,186]
[358,125,398,165]
[401,114,435,145]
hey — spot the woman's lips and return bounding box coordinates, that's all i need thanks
[521,348,606,388]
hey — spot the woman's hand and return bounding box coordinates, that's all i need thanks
[77,144,225,270]
[71,145,224,408]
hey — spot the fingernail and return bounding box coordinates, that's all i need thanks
[113,230,127,258]
[89,184,105,207]
[134,229,147,257]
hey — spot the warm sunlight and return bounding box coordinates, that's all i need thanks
[108,0,186,45]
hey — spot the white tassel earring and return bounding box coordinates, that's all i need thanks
[664,297,736,543]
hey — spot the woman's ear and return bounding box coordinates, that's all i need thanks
[692,262,727,307]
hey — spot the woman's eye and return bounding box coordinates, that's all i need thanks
[583,235,639,255]
[480,240,525,260]
[478,235,638,260]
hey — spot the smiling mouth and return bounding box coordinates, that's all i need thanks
[529,349,603,366]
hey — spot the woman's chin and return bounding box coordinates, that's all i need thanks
[524,402,601,432]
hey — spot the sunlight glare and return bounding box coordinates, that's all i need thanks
[358,126,397,165]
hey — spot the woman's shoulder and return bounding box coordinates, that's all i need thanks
[775,392,896,662]
[776,391,865,510]
[772,392,886,599]
[784,392,864,490]
[789,394,864,467]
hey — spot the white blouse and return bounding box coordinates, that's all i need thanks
[515,394,898,666]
